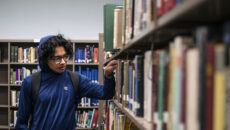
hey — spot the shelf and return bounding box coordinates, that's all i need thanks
[113,100,153,130]
[75,127,97,130]
[103,0,230,65]
[0,63,8,65]
[71,40,99,43]
[0,84,8,86]
[0,105,8,108]
[74,63,99,66]
[10,127,97,130]
[10,63,38,65]
[9,84,21,86]
[0,39,35,42]
[0,125,9,129]
[77,106,99,109]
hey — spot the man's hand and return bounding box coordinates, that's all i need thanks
[104,60,118,78]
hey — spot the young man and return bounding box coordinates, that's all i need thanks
[15,34,118,130]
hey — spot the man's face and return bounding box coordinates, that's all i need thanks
[47,46,68,73]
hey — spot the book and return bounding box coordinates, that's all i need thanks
[158,51,166,130]
[196,27,208,130]
[92,109,99,128]
[186,48,199,130]
[134,55,144,117]
[205,43,215,130]
[144,50,153,122]
[122,61,129,108]
[223,21,230,130]
[104,4,120,51]
[113,6,124,50]
[128,64,134,111]
[94,48,98,63]
[213,44,225,130]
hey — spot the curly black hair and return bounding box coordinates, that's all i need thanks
[38,34,73,66]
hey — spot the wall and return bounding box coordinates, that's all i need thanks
[0,0,123,40]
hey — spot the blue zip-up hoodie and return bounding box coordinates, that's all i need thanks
[15,35,115,130]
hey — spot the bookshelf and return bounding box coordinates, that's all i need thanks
[104,0,230,65]
[0,39,103,130]
[103,0,230,130]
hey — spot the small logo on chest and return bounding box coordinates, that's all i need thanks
[64,86,68,91]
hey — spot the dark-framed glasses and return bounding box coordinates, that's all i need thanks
[50,55,70,64]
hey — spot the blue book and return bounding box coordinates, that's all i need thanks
[75,49,78,63]
[86,67,90,79]
[83,49,85,63]
[91,69,95,83]
[86,110,93,128]
[128,65,133,110]
[89,71,92,81]
[96,70,98,83]
[78,66,82,74]
[134,55,144,117]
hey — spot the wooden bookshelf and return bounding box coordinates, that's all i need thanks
[102,0,230,130]
[0,39,103,129]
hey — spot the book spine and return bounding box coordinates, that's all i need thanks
[134,55,144,117]
[213,45,225,130]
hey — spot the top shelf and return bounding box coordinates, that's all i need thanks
[0,39,98,43]
[104,0,230,65]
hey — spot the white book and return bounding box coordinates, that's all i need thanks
[144,50,153,122]
[14,110,17,126]
[11,90,16,107]
[185,48,199,130]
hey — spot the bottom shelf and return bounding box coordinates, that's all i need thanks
[113,100,154,130]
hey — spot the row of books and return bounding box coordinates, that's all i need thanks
[9,109,99,128]
[10,46,38,63]
[75,66,99,83]
[114,24,230,130]
[75,66,99,107]
[10,67,38,84]
[104,0,154,51]
[74,46,99,64]
[104,101,139,130]
[10,90,20,107]
[75,109,99,128]
[104,0,186,52]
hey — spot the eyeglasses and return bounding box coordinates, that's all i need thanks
[49,55,70,64]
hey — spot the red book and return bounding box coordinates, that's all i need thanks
[164,0,176,13]
[92,109,99,128]
[94,48,98,64]
[205,43,215,130]
[157,0,164,18]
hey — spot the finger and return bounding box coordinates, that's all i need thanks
[108,60,118,66]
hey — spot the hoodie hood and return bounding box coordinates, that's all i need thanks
[38,35,55,71]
